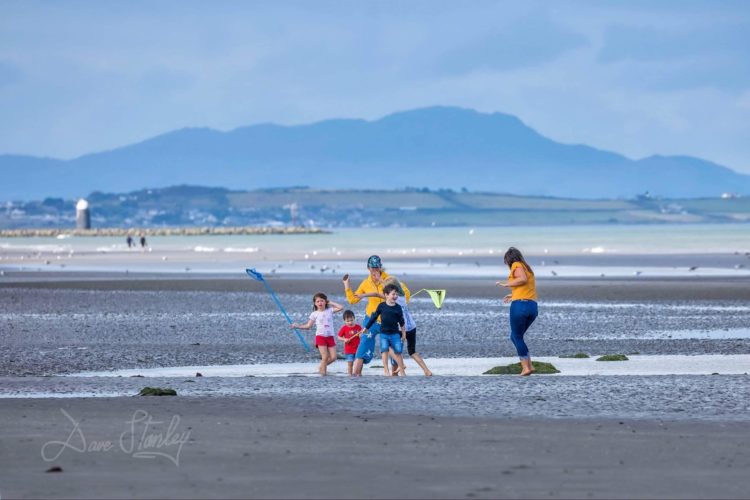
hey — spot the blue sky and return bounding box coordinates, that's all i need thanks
[1,0,749,173]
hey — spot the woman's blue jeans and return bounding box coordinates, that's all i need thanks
[509,300,538,360]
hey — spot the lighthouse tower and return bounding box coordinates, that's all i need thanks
[76,199,91,230]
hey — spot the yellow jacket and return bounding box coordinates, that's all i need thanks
[346,271,411,318]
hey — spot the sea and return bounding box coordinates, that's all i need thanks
[2,223,750,277]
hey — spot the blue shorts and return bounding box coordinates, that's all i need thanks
[344,353,355,362]
[355,315,382,363]
[379,333,403,355]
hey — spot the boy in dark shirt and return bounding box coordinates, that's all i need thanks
[362,284,407,376]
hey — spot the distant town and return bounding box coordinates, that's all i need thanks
[1,185,748,231]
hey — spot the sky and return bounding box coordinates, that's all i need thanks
[1,0,749,173]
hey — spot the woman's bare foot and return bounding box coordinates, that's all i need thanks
[423,369,433,377]
[519,359,533,376]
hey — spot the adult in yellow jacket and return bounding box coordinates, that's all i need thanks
[343,255,410,376]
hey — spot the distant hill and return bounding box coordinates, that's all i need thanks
[2,106,750,200]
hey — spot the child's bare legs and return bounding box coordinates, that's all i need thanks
[347,361,353,376]
[326,347,337,366]
[391,351,406,376]
[387,351,401,376]
[317,345,329,375]
[410,352,432,376]
[381,351,390,376]
[399,331,430,376]
[352,358,364,376]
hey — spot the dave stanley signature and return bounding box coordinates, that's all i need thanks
[41,409,191,466]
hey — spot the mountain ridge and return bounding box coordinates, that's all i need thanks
[2,106,749,200]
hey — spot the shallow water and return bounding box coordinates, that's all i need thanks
[3,223,750,277]
[72,355,750,377]
[3,284,750,422]
[4,224,750,254]
[2,288,750,378]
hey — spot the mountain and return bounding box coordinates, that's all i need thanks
[2,106,749,200]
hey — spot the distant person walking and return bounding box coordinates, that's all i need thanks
[497,247,538,376]
[343,255,410,376]
[126,235,133,249]
[139,233,147,250]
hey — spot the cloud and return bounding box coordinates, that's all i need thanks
[599,24,748,63]
[431,13,588,76]
[597,23,750,91]
[0,0,748,174]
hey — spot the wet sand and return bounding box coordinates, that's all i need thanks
[2,396,749,499]
[4,270,750,301]
[2,271,750,498]
[3,272,750,377]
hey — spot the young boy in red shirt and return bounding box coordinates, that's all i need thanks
[337,310,362,376]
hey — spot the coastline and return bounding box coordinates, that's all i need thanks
[0,226,330,237]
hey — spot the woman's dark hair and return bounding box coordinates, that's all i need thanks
[343,309,355,320]
[312,292,329,311]
[383,284,399,296]
[504,247,534,275]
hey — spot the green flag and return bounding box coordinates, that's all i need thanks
[412,289,446,309]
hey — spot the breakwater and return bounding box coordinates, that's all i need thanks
[0,226,330,237]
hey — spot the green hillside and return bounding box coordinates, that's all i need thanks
[2,186,747,229]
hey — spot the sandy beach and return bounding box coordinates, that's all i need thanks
[1,264,750,498]
[2,396,749,499]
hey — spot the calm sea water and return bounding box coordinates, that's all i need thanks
[3,223,750,255]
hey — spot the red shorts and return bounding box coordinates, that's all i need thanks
[315,335,336,348]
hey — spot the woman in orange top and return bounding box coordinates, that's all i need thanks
[497,247,538,376]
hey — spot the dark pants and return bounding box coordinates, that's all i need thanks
[390,328,417,367]
[509,300,538,360]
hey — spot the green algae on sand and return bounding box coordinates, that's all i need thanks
[596,354,629,361]
[138,387,177,396]
[559,353,590,358]
[483,361,560,375]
